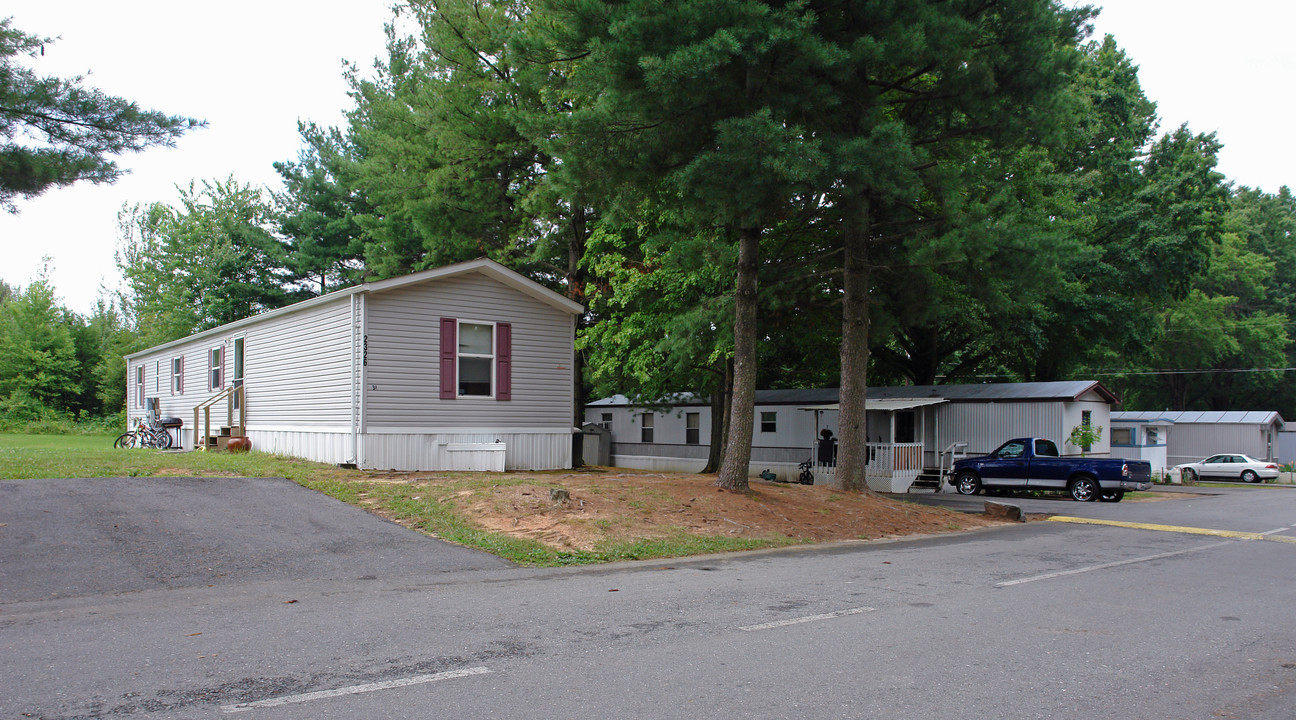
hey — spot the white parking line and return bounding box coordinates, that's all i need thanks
[739,607,875,632]
[221,667,491,713]
[995,542,1232,587]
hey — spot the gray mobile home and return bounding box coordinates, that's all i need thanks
[587,381,1118,492]
[1112,410,1284,469]
[125,259,583,471]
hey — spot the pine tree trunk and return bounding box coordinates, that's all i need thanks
[702,359,734,473]
[568,204,589,465]
[835,203,873,493]
[716,227,759,491]
[702,360,731,473]
[720,358,732,466]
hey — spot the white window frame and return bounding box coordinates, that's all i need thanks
[760,411,777,433]
[135,365,145,408]
[209,346,224,391]
[640,413,654,443]
[171,356,184,395]
[457,320,496,398]
[685,412,700,445]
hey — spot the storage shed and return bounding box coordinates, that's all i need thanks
[124,258,584,471]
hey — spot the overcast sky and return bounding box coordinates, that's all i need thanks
[3,1,1294,315]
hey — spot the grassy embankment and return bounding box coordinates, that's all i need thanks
[0,433,796,566]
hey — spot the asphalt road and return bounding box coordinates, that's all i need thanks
[3,478,1296,719]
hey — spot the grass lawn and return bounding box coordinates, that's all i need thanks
[0,433,359,484]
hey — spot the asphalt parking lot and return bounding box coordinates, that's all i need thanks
[0,476,512,604]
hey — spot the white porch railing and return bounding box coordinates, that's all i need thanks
[811,442,925,492]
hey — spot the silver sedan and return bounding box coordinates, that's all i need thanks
[1176,454,1280,483]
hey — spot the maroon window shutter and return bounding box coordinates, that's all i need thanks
[440,318,457,400]
[496,323,512,401]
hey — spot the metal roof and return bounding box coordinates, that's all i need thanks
[590,381,1119,407]
[1113,410,1285,428]
[798,398,947,412]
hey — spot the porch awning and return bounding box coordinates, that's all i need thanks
[798,398,947,412]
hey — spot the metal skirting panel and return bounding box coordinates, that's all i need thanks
[362,432,571,472]
[610,443,808,464]
[247,429,351,465]
[605,454,821,484]
[607,454,712,474]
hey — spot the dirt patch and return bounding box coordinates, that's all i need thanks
[364,470,1003,552]
[1127,491,1206,502]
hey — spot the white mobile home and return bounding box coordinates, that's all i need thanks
[125,259,584,471]
[587,381,1119,492]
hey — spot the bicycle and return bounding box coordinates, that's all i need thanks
[114,418,173,450]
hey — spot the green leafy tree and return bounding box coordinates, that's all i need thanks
[538,0,829,490]
[580,217,739,471]
[118,179,292,341]
[0,274,80,417]
[274,123,367,295]
[1006,35,1229,382]
[343,0,564,277]
[791,0,1089,490]
[0,18,203,211]
[1118,190,1292,413]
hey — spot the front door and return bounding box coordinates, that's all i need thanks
[894,411,916,444]
[232,337,245,410]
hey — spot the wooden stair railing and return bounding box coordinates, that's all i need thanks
[192,384,245,450]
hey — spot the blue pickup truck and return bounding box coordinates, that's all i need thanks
[949,438,1152,502]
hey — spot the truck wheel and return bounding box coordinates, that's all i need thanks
[955,472,982,495]
[1068,476,1100,502]
[1099,491,1124,503]
[1241,470,1260,483]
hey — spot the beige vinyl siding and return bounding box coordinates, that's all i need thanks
[364,273,574,429]
[243,298,352,428]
